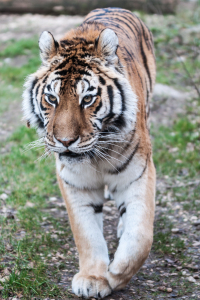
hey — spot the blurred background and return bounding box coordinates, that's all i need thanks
[0,0,200,299]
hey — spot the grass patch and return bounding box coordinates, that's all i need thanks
[0,127,73,298]
[152,115,200,178]
[141,4,200,88]
[153,216,185,256]
[0,38,39,58]
[0,38,40,114]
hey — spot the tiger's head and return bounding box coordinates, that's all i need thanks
[23,28,137,164]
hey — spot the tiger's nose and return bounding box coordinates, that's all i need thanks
[57,138,77,148]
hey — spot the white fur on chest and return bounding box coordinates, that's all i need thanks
[56,151,146,192]
[56,155,103,190]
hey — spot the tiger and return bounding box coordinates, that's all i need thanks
[22,7,156,299]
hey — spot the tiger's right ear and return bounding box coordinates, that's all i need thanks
[96,28,119,63]
[39,31,59,64]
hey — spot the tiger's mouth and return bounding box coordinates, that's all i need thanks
[59,151,84,159]
[59,148,95,160]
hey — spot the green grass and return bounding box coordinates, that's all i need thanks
[0,38,39,58]
[0,38,40,114]
[152,115,200,178]
[0,127,73,298]
[153,215,185,256]
[141,4,200,88]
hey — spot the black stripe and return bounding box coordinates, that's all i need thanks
[129,154,149,186]
[30,78,38,115]
[140,40,152,91]
[110,12,140,35]
[118,202,124,211]
[37,119,44,129]
[101,17,136,38]
[45,120,49,127]
[40,100,48,112]
[94,100,102,115]
[85,9,140,40]
[86,19,130,39]
[146,85,149,105]
[84,8,136,24]
[90,204,103,213]
[99,75,106,85]
[47,84,51,91]
[79,70,91,76]
[101,15,136,37]
[106,78,126,129]
[113,78,126,112]
[35,83,40,98]
[109,141,140,174]
[112,115,126,129]
[30,78,44,129]
[60,40,74,46]
[42,74,49,83]
[120,207,126,217]
[123,46,136,62]
[97,86,102,96]
[139,19,151,51]
[55,59,68,70]
[124,46,145,90]
[55,70,68,76]
[106,85,115,121]
[83,78,90,87]
[87,86,95,92]
[63,180,98,191]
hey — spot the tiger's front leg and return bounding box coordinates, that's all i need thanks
[107,158,156,290]
[57,174,112,299]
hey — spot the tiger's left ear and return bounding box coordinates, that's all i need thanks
[96,28,119,63]
[39,31,59,64]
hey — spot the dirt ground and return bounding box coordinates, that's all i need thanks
[0,13,200,300]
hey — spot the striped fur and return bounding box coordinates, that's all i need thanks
[23,8,156,299]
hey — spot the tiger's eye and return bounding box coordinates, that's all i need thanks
[48,95,57,102]
[83,95,92,103]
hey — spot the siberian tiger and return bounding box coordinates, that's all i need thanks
[22,7,156,299]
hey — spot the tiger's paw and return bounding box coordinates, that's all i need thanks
[72,272,112,299]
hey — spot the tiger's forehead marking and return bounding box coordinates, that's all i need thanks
[76,74,99,104]
[45,77,61,95]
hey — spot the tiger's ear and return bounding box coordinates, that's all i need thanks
[39,31,59,64]
[96,28,119,63]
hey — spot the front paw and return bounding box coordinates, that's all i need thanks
[106,265,132,291]
[72,272,112,299]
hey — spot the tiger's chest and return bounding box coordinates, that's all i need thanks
[56,150,146,192]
